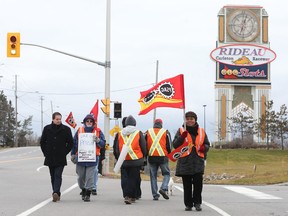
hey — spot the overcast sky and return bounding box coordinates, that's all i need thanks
[0,0,287,144]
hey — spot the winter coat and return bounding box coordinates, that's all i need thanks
[172,123,210,176]
[113,125,147,167]
[40,123,73,166]
[145,121,172,164]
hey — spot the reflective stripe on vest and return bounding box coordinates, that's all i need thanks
[180,127,205,158]
[78,126,101,155]
[148,128,166,156]
[121,130,140,160]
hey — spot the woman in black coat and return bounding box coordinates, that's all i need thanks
[173,111,210,211]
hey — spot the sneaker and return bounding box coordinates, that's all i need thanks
[130,198,136,203]
[185,206,192,211]
[52,193,59,202]
[159,189,169,200]
[124,197,132,204]
[153,197,159,201]
[92,189,97,195]
[194,204,202,211]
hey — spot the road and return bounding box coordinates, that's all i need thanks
[0,147,287,216]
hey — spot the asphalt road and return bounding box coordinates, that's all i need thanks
[0,147,287,216]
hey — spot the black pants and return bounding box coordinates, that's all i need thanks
[49,166,64,196]
[121,166,140,198]
[182,173,203,207]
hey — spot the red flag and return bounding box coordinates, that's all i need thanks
[138,74,185,115]
[168,142,189,162]
[65,112,77,128]
[90,99,99,121]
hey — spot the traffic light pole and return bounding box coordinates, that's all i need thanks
[21,0,112,175]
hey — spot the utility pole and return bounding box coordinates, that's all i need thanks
[41,96,44,132]
[153,60,159,123]
[14,75,18,147]
[103,0,111,175]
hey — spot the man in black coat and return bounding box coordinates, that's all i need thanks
[40,112,73,202]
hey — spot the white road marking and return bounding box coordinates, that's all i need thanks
[224,186,282,200]
[16,183,78,216]
[174,185,231,216]
[36,166,46,172]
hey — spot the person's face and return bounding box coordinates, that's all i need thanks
[53,115,62,125]
[85,119,94,127]
[185,117,196,127]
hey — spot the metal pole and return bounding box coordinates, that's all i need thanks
[41,96,44,132]
[14,75,18,147]
[153,60,159,123]
[103,0,111,175]
[203,104,207,131]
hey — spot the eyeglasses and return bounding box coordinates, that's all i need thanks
[86,120,93,123]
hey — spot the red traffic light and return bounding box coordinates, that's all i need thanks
[10,36,17,43]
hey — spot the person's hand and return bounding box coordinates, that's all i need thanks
[199,144,205,153]
[71,154,77,164]
[181,131,188,139]
[94,136,100,143]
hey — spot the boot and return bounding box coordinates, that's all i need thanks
[84,190,91,202]
[81,189,86,200]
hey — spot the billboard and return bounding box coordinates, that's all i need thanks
[210,44,276,66]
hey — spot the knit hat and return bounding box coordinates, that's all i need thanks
[83,114,95,124]
[154,118,163,128]
[122,117,127,128]
[125,115,136,126]
[185,111,197,121]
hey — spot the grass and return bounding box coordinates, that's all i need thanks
[153,149,288,185]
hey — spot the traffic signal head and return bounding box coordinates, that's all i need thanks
[101,98,110,115]
[114,102,122,119]
[7,33,20,57]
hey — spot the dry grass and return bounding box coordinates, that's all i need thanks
[107,149,288,185]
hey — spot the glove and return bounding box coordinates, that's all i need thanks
[94,136,100,143]
[199,144,205,153]
[71,154,77,164]
[181,131,188,139]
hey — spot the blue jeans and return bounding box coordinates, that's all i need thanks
[48,166,64,196]
[93,156,99,190]
[149,161,170,198]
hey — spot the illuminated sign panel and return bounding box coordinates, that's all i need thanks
[219,63,268,80]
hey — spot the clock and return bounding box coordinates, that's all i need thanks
[227,9,259,42]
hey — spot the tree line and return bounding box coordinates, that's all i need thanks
[0,91,37,147]
[226,101,288,150]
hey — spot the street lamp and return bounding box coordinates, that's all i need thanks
[203,105,207,131]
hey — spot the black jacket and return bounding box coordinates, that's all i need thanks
[172,123,210,176]
[40,123,73,166]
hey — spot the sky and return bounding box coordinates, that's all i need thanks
[0,0,287,144]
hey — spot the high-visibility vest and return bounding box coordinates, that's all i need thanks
[180,127,205,158]
[147,128,168,156]
[119,130,143,160]
[78,126,101,155]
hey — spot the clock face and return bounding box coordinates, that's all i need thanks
[227,10,259,42]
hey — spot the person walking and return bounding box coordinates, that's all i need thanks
[40,112,73,202]
[71,114,106,202]
[113,115,147,204]
[172,111,210,211]
[146,118,172,201]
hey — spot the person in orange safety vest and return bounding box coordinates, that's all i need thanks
[172,111,210,212]
[113,115,147,205]
[145,118,172,201]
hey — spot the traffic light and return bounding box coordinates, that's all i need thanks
[101,98,110,115]
[7,33,20,57]
[114,102,122,118]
